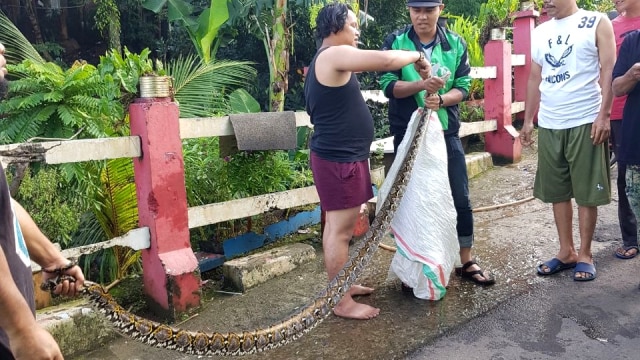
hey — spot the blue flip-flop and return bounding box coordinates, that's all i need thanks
[573,262,596,281]
[614,245,639,259]
[536,258,577,276]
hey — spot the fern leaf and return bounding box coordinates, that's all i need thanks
[56,105,81,127]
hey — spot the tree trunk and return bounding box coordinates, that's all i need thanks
[59,1,69,41]
[6,0,21,23]
[109,21,122,54]
[267,0,289,112]
[24,0,53,61]
[9,163,28,197]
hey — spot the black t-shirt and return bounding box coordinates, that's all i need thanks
[0,163,35,351]
[613,30,640,166]
[304,47,374,162]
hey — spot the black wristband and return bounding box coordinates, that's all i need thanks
[437,93,444,107]
[415,51,425,63]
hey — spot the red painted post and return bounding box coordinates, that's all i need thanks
[483,36,522,163]
[130,97,201,320]
[513,10,539,122]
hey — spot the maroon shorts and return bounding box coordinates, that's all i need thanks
[310,151,374,211]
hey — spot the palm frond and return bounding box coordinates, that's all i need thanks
[0,11,44,65]
[94,158,139,239]
[208,60,258,91]
[166,56,257,117]
[68,211,108,282]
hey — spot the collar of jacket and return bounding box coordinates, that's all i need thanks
[407,23,451,52]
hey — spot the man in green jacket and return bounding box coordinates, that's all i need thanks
[380,0,495,286]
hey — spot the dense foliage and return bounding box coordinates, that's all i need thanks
[11,166,83,247]
[444,0,485,18]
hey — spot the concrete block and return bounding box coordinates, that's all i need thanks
[223,243,316,292]
[466,152,493,179]
[37,299,116,357]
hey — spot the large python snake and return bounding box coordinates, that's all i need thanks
[42,108,432,356]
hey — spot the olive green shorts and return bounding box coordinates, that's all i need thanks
[533,123,611,206]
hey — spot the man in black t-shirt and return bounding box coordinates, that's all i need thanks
[0,42,85,360]
[612,30,640,270]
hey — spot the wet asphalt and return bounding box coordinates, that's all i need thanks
[70,154,640,360]
[408,250,640,360]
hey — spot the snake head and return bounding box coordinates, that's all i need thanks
[40,274,77,297]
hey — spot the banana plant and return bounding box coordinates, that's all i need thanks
[142,0,229,62]
[230,0,361,111]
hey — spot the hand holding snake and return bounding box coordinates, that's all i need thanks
[40,260,85,297]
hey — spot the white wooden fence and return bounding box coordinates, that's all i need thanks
[0,60,526,263]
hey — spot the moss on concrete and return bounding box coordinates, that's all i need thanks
[47,309,116,357]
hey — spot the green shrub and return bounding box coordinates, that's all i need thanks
[444,0,483,18]
[459,101,484,123]
[223,150,313,198]
[183,137,232,207]
[366,99,391,140]
[14,166,82,247]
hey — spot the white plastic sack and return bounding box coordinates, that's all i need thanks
[377,109,459,300]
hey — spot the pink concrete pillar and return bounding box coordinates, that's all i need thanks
[513,10,539,122]
[130,98,201,320]
[484,39,522,163]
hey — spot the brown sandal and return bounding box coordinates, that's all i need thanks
[455,260,496,286]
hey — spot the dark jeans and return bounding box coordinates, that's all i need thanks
[393,130,474,248]
[611,120,638,247]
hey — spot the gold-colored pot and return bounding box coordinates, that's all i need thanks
[139,76,172,98]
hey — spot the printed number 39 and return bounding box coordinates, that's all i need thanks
[578,16,596,28]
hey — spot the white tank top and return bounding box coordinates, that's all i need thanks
[531,9,603,129]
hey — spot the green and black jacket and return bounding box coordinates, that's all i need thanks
[380,24,471,136]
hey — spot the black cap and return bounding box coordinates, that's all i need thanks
[407,0,443,7]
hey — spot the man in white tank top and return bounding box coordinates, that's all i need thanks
[520,0,616,282]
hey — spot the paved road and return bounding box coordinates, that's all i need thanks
[409,251,640,360]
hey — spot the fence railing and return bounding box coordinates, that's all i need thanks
[0,9,538,317]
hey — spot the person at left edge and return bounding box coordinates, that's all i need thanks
[0,41,86,360]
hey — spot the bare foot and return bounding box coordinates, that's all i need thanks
[349,284,374,297]
[333,295,380,320]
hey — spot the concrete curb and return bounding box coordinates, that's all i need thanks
[466,151,493,179]
[37,299,116,357]
[223,243,317,292]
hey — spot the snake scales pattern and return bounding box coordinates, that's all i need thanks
[69,109,432,356]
